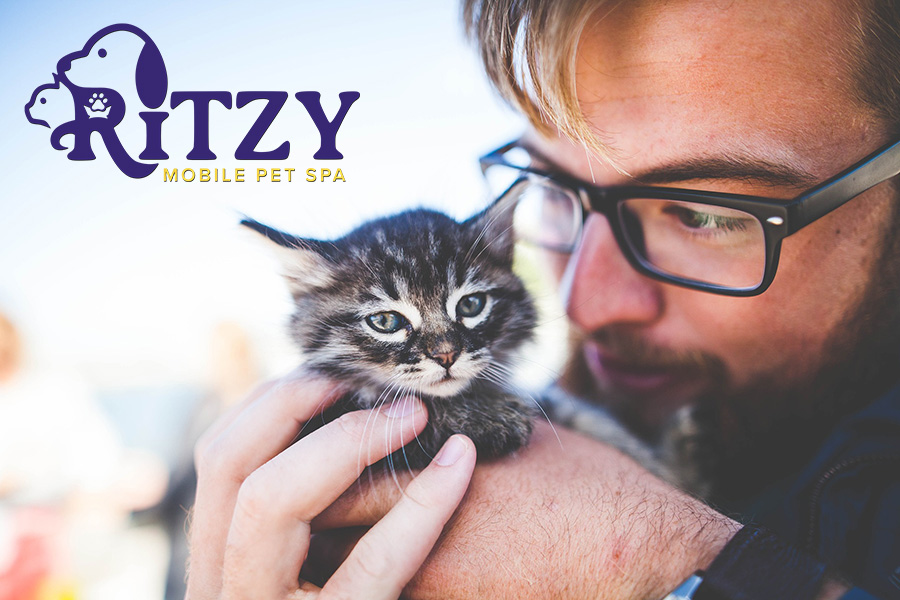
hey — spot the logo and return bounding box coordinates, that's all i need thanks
[25,24,358,180]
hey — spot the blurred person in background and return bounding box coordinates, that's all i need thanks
[150,321,260,600]
[0,311,168,600]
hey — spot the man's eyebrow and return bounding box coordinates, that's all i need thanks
[518,139,820,190]
[629,156,820,189]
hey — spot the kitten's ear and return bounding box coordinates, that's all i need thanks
[240,218,335,297]
[463,195,518,266]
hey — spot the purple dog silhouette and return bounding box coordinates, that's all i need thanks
[25,23,168,178]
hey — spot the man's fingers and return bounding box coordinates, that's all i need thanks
[193,366,307,460]
[221,398,428,599]
[194,373,344,480]
[321,435,476,600]
[186,372,343,600]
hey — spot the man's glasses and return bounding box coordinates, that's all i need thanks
[479,138,900,296]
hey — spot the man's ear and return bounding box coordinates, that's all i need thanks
[462,195,518,266]
[240,218,335,298]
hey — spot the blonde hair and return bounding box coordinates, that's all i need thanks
[854,1,900,136]
[462,0,609,158]
[463,0,900,149]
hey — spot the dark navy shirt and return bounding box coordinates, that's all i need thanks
[743,383,900,599]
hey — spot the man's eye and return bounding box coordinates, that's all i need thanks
[664,205,749,232]
[457,293,487,318]
[366,311,408,333]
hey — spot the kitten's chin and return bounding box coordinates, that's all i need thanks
[417,376,472,398]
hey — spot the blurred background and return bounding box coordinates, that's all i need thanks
[0,0,535,598]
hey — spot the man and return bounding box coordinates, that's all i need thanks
[185,1,900,598]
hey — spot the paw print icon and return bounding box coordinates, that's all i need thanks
[86,91,110,117]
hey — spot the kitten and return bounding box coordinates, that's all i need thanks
[242,197,537,469]
[244,200,710,494]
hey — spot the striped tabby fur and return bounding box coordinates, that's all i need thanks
[243,198,537,468]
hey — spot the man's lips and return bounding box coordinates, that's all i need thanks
[579,337,725,433]
[583,341,691,396]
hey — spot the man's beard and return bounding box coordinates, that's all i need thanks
[704,273,900,501]
[560,212,900,501]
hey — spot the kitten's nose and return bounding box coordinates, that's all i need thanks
[427,349,459,369]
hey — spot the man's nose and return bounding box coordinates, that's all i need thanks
[563,214,664,331]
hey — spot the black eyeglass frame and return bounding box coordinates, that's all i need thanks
[479,138,900,296]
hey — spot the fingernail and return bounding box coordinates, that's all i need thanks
[384,396,422,418]
[435,435,467,466]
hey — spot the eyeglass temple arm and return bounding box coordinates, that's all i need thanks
[788,138,900,234]
[479,141,519,173]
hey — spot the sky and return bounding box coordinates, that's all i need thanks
[0,0,525,387]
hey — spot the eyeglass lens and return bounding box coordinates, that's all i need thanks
[487,163,767,290]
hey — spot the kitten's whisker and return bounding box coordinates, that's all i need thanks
[469,222,517,266]
[533,311,574,327]
[385,386,399,481]
[486,359,531,380]
[387,384,409,495]
[290,388,335,445]
[360,377,404,493]
[406,392,436,475]
[521,390,563,451]
[479,364,514,389]
[463,200,516,268]
[359,377,402,480]
[376,379,403,446]
[354,250,376,277]
[477,367,507,388]
[505,354,564,380]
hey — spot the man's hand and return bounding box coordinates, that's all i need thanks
[313,420,741,599]
[184,370,476,600]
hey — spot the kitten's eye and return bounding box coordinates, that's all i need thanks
[457,293,487,318]
[366,311,408,333]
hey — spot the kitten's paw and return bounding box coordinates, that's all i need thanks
[466,398,534,460]
[384,394,536,470]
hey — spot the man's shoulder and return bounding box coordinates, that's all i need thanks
[822,382,900,457]
[787,383,900,599]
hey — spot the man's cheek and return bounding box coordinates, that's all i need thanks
[672,292,777,370]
